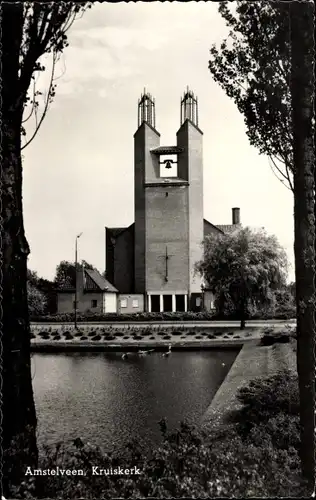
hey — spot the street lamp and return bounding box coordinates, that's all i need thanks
[74,232,83,330]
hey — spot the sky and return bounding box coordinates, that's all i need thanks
[23,2,295,283]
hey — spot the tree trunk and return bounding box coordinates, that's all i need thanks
[1,116,39,496]
[239,296,246,330]
[290,2,315,490]
[1,4,38,494]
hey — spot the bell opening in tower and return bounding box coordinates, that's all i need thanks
[159,154,178,177]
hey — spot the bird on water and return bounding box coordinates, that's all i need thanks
[162,344,172,357]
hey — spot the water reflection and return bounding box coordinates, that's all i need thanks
[32,350,237,453]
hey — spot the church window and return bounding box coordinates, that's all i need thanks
[132,299,139,308]
[91,299,98,308]
[120,298,127,308]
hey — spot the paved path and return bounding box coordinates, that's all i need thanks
[31,319,296,329]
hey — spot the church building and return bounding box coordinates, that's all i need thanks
[105,89,241,313]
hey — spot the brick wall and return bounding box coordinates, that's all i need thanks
[117,293,144,313]
[177,120,204,294]
[113,225,134,293]
[134,122,160,293]
[145,184,189,292]
[57,292,105,314]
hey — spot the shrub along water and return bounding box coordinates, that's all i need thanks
[9,370,308,499]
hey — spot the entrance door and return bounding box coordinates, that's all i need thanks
[175,294,185,312]
[163,295,172,312]
[151,295,160,313]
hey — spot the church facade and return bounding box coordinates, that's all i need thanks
[105,89,241,313]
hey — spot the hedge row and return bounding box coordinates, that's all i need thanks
[30,309,295,323]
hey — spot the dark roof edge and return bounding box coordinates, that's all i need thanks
[204,218,225,234]
[105,223,135,238]
[133,121,160,138]
[176,118,203,136]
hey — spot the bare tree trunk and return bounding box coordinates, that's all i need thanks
[290,1,315,490]
[1,4,38,494]
[2,116,39,496]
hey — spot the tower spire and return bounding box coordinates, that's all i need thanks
[180,87,198,127]
[138,89,156,129]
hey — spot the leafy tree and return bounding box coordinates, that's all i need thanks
[209,1,293,189]
[196,228,288,329]
[210,0,315,487]
[1,3,90,494]
[54,260,96,288]
[27,282,47,316]
[289,1,315,489]
[27,269,57,314]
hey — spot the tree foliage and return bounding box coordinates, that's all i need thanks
[2,3,90,495]
[209,1,293,189]
[27,269,57,314]
[196,227,288,328]
[54,260,96,288]
[27,282,47,316]
[20,2,91,148]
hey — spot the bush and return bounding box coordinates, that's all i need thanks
[261,327,295,346]
[64,334,73,340]
[52,335,61,341]
[13,404,307,500]
[91,335,101,341]
[104,335,116,341]
[234,370,300,437]
[30,310,217,323]
[80,336,88,341]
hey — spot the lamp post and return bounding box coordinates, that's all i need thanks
[74,232,83,330]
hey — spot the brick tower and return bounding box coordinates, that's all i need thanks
[134,88,204,312]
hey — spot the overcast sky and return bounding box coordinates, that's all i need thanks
[23,2,295,282]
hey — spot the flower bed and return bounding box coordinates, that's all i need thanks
[30,324,250,343]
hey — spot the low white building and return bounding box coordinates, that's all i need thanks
[57,268,118,314]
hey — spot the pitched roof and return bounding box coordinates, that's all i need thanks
[151,146,184,155]
[56,269,118,293]
[106,224,134,240]
[215,223,242,234]
[85,269,118,293]
[204,218,225,234]
[106,227,128,238]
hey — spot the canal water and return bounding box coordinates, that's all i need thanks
[32,349,237,453]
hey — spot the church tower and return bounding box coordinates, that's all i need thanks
[134,88,204,312]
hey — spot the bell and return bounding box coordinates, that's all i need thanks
[165,160,172,169]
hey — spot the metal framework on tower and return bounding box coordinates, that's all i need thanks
[138,88,156,128]
[180,87,198,127]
